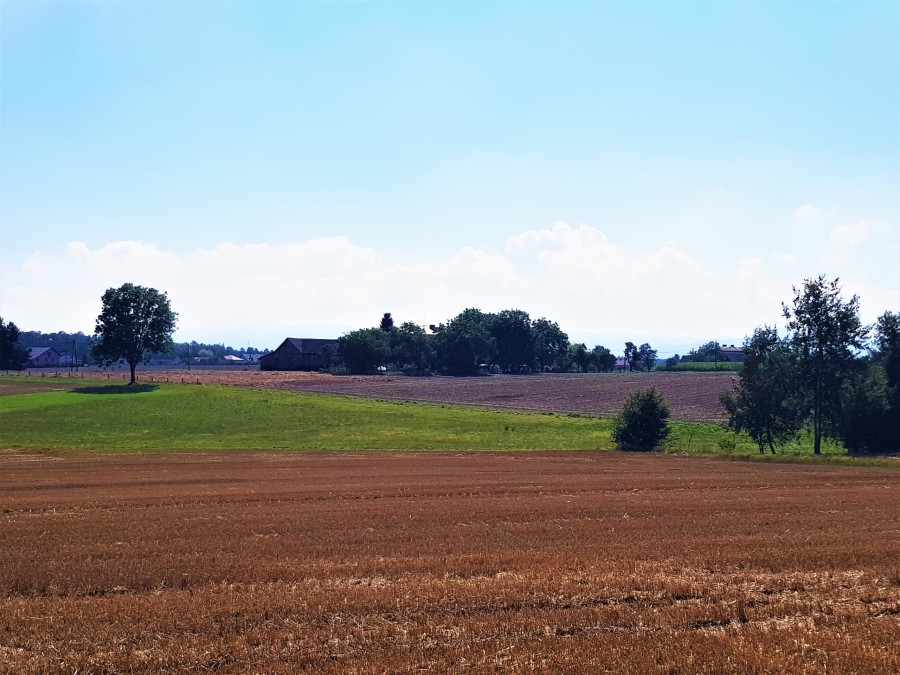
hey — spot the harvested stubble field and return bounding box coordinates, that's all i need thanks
[46,369,735,421]
[1,451,897,673]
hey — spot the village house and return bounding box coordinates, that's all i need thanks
[27,347,62,368]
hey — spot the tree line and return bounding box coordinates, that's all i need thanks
[1,328,268,373]
[722,275,898,455]
[336,309,658,376]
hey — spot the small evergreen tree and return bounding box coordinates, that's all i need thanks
[613,387,671,451]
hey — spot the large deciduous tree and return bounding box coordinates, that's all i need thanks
[91,284,177,384]
[873,311,900,401]
[623,342,637,371]
[490,309,534,373]
[634,343,658,372]
[391,322,435,374]
[694,341,724,365]
[873,311,900,451]
[531,318,569,372]
[434,309,496,376]
[721,326,801,454]
[338,328,390,375]
[782,275,868,454]
[591,345,617,372]
[840,311,900,453]
[569,343,589,372]
[0,317,27,371]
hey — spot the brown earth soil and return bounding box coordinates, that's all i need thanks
[1,451,897,673]
[272,372,735,422]
[12,369,736,421]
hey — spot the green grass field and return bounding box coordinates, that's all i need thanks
[658,362,743,372]
[0,377,850,459]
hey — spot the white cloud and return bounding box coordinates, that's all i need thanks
[774,253,798,265]
[828,220,871,249]
[2,222,897,347]
[68,241,184,281]
[822,220,872,265]
[794,204,822,220]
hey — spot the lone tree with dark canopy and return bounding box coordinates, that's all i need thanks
[91,284,177,384]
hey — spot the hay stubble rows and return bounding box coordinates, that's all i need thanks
[1,451,897,673]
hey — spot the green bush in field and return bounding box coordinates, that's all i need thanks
[613,387,671,451]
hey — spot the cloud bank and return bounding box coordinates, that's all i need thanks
[2,221,897,349]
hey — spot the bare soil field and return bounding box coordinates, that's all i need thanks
[26,369,735,421]
[1,452,897,673]
[272,372,735,421]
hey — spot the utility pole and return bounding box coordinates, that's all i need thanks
[72,339,77,373]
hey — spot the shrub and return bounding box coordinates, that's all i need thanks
[613,387,671,451]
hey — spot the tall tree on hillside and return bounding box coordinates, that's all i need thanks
[91,284,177,384]
[783,275,868,454]
[0,317,27,371]
[721,327,802,454]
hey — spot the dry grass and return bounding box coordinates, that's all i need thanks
[1,452,897,673]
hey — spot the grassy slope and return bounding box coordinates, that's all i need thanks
[0,382,612,452]
[0,377,847,458]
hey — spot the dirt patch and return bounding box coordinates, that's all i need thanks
[0,379,80,396]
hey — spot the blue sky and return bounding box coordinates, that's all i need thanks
[1,1,897,354]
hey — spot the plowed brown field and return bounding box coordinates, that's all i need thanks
[272,372,734,421]
[1,452,897,673]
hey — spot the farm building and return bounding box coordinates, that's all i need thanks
[721,345,745,362]
[27,347,62,368]
[259,338,338,371]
